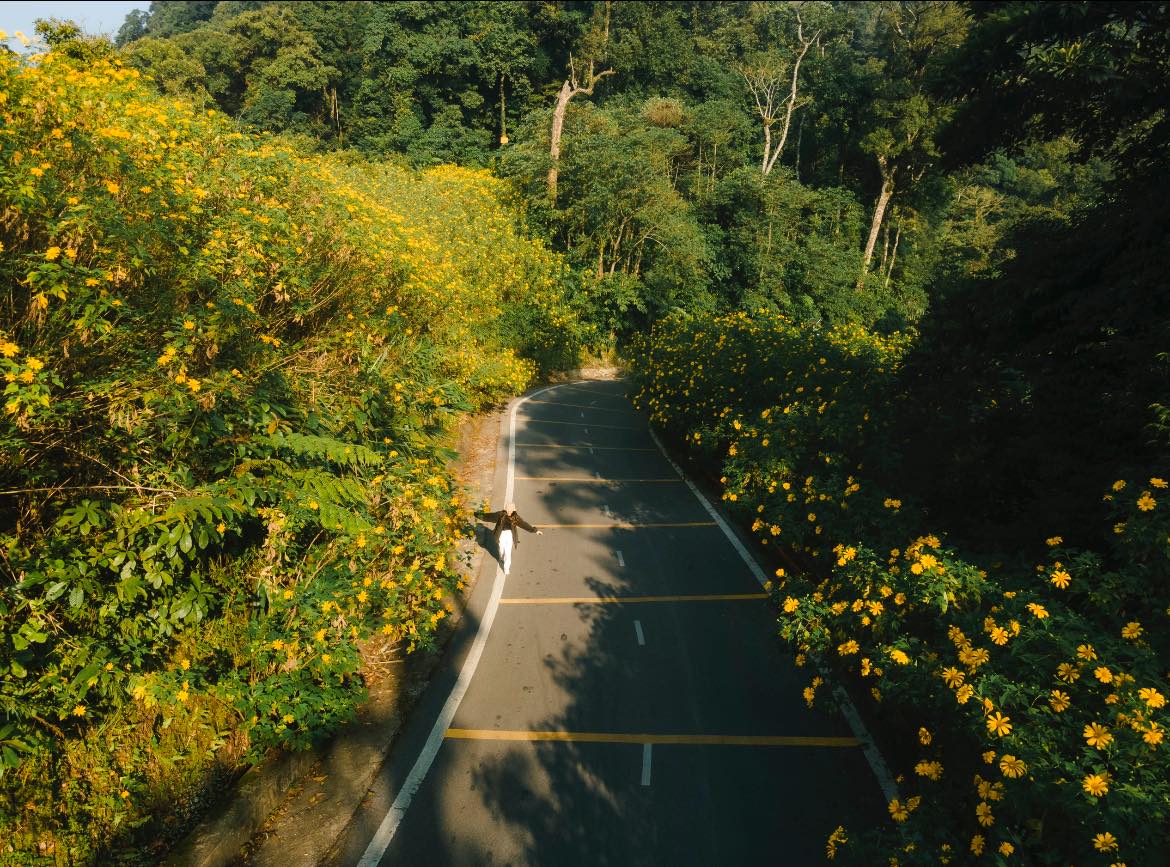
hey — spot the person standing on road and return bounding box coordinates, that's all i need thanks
[480,502,542,575]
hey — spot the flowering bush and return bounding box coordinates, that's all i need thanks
[631,310,1170,865]
[0,47,586,861]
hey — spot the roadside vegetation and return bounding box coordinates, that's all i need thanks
[0,36,586,862]
[630,311,1168,864]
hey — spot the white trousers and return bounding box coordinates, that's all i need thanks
[499,529,514,575]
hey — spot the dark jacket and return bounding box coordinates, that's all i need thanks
[482,510,539,547]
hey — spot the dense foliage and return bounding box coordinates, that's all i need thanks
[0,42,584,861]
[112,1,983,335]
[631,311,1169,865]
[3,0,1170,862]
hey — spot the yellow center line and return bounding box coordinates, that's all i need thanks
[539,521,717,529]
[521,417,643,432]
[514,443,659,452]
[524,399,640,416]
[515,476,682,483]
[499,593,769,605]
[445,729,860,747]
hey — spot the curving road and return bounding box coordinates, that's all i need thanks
[333,379,884,866]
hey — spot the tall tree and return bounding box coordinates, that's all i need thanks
[856,0,967,289]
[738,6,821,176]
[548,2,615,200]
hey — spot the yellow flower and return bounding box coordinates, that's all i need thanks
[1138,687,1166,709]
[1137,492,1156,511]
[1112,479,1127,492]
[975,801,993,826]
[106,180,120,195]
[837,640,859,656]
[45,246,62,261]
[180,659,190,670]
[825,826,847,860]
[1076,643,1097,661]
[889,648,910,665]
[1049,569,1071,589]
[969,835,984,855]
[989,626,1009,645]
[1092,832,1118,852]
[120,790,130,799]
[1094,666,1113,684]
[0,341,18,357]
[999,755,1026,778]
[1049,690,1071,712]
[918,727,932,745]
[783,597,799,613]
[1143,723,1164,747]
[1084,722,1113,750]
[986,712,1012,737]
[71,704,86,717]
[887,799,910,822]
[282,714,295,724]
[998,842,1014,856]
[1120,621,1142,640]
[1083,773,1110,797]
[183,320,195,330]
[1025,602,1048,619]
[941,667,964,688]
[914,760,943,780]
[1151,477,1168,488]
[1045,536,1063,546]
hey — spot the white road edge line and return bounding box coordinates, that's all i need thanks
[646,427,899,806]
[357,381,568,866]
[616,550,625,567]
[641,743,653,786]
[634,619,645,646]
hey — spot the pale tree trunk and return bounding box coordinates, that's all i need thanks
[740,12,820,177]
[547,2,614,201]
[858,158,895,289]
[548,79,574,200]
[885,219,902,287]
[762,15,817,176]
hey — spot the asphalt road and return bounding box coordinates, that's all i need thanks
[334,380,884,866]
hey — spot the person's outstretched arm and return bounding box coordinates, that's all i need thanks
[515,516,543,535]
[481,510,504,521]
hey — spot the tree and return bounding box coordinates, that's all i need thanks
[738,6,821,176]
[547,2,615,201]
[856,1,968,289]
[114,9,148,46]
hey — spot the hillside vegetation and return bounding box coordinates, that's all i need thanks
[3,1,1170,864]
[0,43,584,861]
